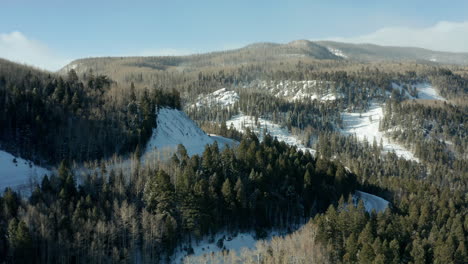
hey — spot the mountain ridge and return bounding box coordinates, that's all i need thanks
[59,39,468,75]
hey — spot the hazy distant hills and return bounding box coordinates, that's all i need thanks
[317,41,468,64]
[59,40,468,76]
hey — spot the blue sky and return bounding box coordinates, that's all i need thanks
[1,0,468,70]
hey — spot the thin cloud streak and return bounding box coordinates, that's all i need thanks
[326,21,468,53]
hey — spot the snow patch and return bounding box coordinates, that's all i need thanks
[248,80,342,102]
[172,232,258,263]
[391,82,446,101]
[144,108,237,159]
[194,88,239,108]
[354,191,389,213]
[414,83,446,101]
[227,114,315,155]
[172,229,287,264]
[327,47,347,58]
[0,150,50,192]
[341,103,418,161]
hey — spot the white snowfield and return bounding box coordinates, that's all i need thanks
[0,150,50,192]
[144,108,237,159]
[340,103,419,161]
[248,80,343,102]
[391,82,446,101]
[227,114,315,155]
[194,88,239,108]
[414,83,446,101]
[354,191,390,213]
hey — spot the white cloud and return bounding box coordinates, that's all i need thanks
[0,31,70,71]
[328,21,468,53]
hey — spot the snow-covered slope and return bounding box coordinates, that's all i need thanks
[414,83,446,101]
[194,88,239,108]
[391,82,446,101]
[341,103,419,161]
[227,114,315,155]
[144,108,237,158]
[354,191,390,213]
[0,150,50,192]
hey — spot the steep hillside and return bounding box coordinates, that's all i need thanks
[144,108,236,158]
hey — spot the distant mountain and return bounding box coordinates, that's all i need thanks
[316,40,468,64]
[59,40,468,77]
[58,40,340,76]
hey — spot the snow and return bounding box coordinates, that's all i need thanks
[414,83,446,101]
[227,114,315,155]
[144,108,237,158]
[172,232,258,264]
[354,191,389,213]
[0,150,50,192]
[391,82,446,101]
[340,103,419,161]
[327,47,347,58]
[74,108,237,182]
[171,229,289,264]
[195,88,239,108]
[248,80,342,102]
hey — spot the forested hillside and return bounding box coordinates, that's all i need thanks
[0,59,180,165]
[0,132,359,263]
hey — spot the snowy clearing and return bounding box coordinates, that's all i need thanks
[194,88,239,108]
[144,108,237,159]
[414,83,446,101]
[340,103,419,161]
[172,232,258,264]
[391,82,446,101]
[171,229,288,264]
[354,191,390,213]
[227,114,315,155]
[0,150,51,192]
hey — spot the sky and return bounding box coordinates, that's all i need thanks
[1,0,468,71]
